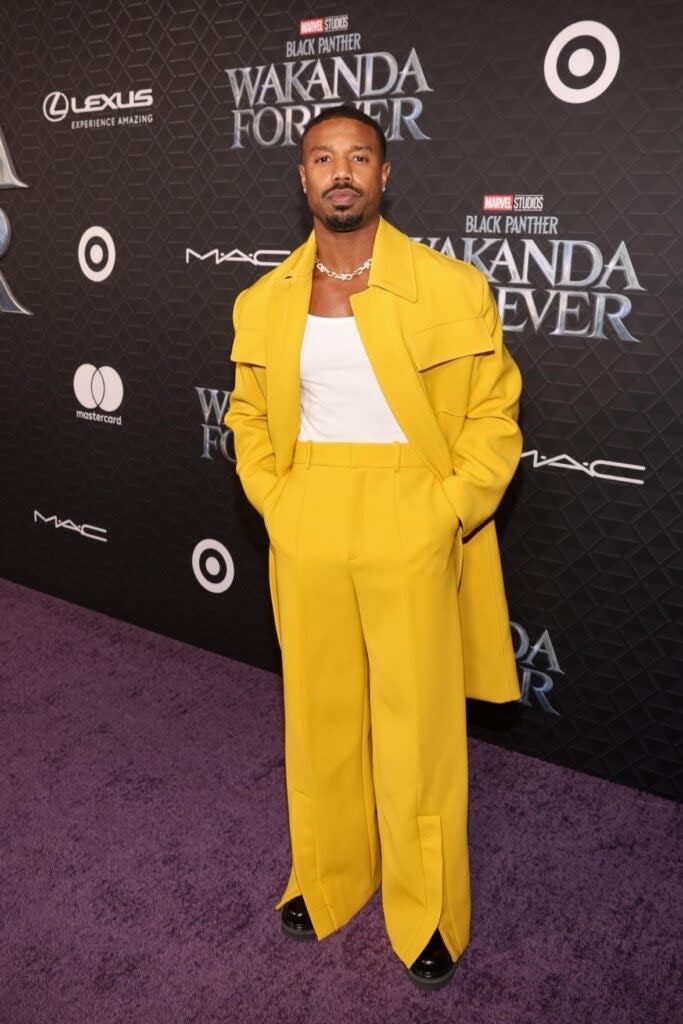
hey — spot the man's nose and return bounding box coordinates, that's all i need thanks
[332,162,352,182]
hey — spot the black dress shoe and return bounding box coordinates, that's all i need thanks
[281,895,316,940]
[407,928,456,989]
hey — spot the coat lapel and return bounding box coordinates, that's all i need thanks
[266,230,316,473]
[350,218,453,479]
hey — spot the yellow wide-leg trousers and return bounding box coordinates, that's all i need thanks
[265,439,469,969]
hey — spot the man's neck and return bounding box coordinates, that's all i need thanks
[313,215,380,274]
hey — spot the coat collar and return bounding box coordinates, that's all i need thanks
[275,215,417,303]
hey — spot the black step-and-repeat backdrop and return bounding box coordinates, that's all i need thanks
[2,1,680,801]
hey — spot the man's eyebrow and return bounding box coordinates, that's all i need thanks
[308,143,375,152]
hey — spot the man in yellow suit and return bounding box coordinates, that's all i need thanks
[224,104,523,989]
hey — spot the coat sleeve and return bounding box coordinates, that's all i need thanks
[223,290,279,517]
[440,275,523,538]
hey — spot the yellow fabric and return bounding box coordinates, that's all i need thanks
[263,439,470,968]
[224,215,524,704]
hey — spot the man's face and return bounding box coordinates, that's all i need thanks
[298,117,390,232]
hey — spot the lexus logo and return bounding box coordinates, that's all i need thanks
[42,91,70,123]
[42,87,154,123]
[73,364,124,412]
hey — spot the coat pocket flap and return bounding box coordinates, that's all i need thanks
[407,316,495,370]
[229,326,267,365]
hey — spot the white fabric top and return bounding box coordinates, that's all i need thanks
[297,314,408,442]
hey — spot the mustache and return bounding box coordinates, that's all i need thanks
[323,184,363,198]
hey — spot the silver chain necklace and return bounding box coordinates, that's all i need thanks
[314,252,372,281]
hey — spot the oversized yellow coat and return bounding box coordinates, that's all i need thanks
[225,215,523,703]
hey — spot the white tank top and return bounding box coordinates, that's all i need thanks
[297,314,408,442]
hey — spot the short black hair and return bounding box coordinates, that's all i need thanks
[299,103,387,162]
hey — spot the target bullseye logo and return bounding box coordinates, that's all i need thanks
[544,21,620,104]
[78,226,116,281]
[73,364,124,412]
[192,539,235,593]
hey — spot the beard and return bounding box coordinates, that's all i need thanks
[324,210,364,231]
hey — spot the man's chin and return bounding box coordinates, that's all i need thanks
[324,211,364,232]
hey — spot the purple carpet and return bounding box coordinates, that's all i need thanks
[1,577,680,1024]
